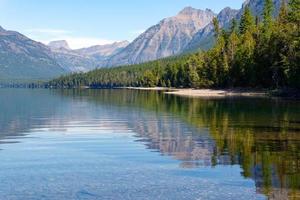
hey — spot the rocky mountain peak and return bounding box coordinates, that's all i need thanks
[178,7,200,15]
[116,40,130,46]
[178,7,215,17]
[239,0,287,18]
[48,40,71,50]
[107,6,216,67]
[217,7,239,27]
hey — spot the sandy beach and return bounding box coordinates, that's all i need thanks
[124,87,269,97]
[165,89,268,97]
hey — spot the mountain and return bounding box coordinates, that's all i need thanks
[184,7,239,52]
[0,25,128,81]
[184,0,286,52]
[49,44,97,72]
[0,26,65,81]
[75,41,129,61]
[49,40,128,72]
[108,0,284,67]
[239,0,288,18]
[107,7,216,67]
[48,40,71,50]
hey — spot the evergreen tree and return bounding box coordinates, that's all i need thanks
[262,0,274,38]
[230,19,238,34]
[213,17,220,38]
[239,6,255,35]
[287,0,300,87]
[278,0,288,24]
[227,21,240,86]
[288,0,300,26]
[268,0,290,87]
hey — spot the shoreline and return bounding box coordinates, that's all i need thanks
[165,88,269,97]
[123,87,270,97]
[123,87,300,98]
[1,86,298,98]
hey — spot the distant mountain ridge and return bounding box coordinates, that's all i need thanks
[0,26,65,81]
[0,24,128,81]
[48,40,128,72]
[74,41,129,61]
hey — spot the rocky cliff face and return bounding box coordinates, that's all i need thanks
[107,7,216,66]
[184,7,239,52]
[0,26,65,81]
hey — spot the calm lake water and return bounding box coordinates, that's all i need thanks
[0,89,299,200]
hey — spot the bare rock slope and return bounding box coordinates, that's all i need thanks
[107,7,216,66]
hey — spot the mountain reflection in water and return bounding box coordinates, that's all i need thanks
[0,89,299,200]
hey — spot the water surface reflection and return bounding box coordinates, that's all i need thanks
[0,89,299,200]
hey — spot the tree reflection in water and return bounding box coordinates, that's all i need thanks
[58,89,299,200]
[0,89,299,199]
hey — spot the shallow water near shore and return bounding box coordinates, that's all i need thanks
[0,89,299,200]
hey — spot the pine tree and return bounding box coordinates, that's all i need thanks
[240,30,256,86]
[239,6,255,35]
[287,0,300,87]
[186,56,201,88]
[278,0,288,24]
[288,0,300,26]
[227,25,239,69]
[262,0,274,38]
[268,0,290,87]
[230,19,238,34]
[213,17,220,38]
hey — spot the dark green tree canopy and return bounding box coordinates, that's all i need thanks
[239,6,255,34]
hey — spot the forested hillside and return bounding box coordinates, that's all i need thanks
[49,0,299,89]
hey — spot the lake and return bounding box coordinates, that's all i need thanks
[0,89,299,200]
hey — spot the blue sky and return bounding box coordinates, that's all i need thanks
[0,0,245,49]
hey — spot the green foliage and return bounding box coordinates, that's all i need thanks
[278,0,288,24]
[239,6,255,35]
[288,0,300,24]
[49,1,300,89]
[213,17,220,38]
[262,0,274,31]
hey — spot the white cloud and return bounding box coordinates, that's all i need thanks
[23,28,117,49]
